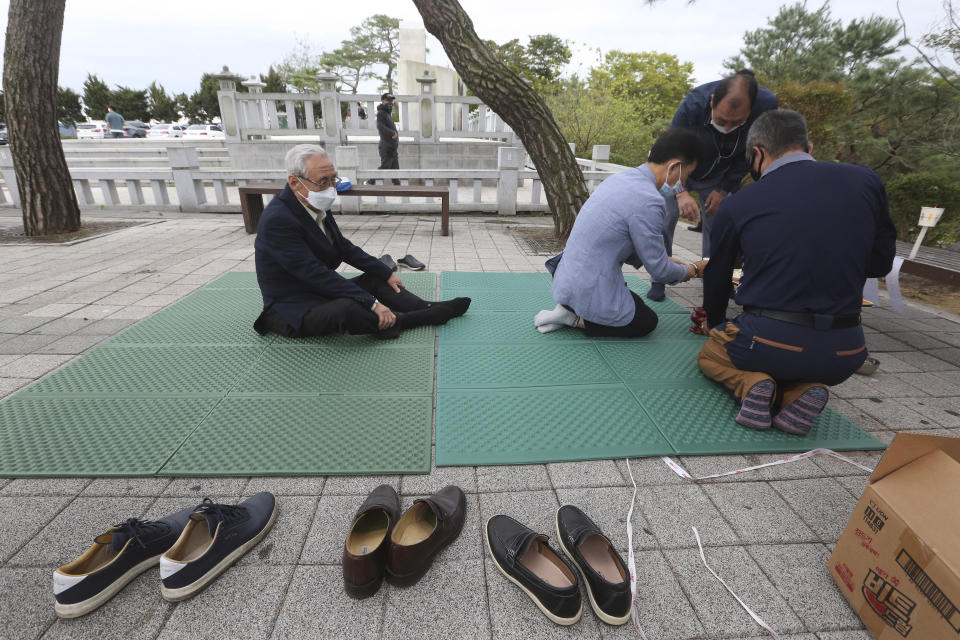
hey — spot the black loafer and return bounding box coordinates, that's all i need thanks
[555,505,631,625]
[159,493,278,601]
[380,254,399,272]
[485,515,582,625]
[53,506,195,618]
[398,254,426,270]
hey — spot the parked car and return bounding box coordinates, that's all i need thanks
[0,124,7,145]
[146,124,185,139]
[121,121,150,138]
[75,121,110,140]
[183,124,224,140]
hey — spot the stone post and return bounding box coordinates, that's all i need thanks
[214,66,241,141]
[0,146,21,207]
[316,72,341,144]
[416,70,437,142]
[241,76,267,139]
[335,146,360,214]
[168,147,204,211]
[592,145,610,170]
[497,147,523,216]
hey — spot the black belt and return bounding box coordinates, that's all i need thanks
[744,307,860,329]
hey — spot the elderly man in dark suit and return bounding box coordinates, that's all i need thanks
[253,144,469,339]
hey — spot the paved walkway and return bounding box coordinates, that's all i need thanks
[1,212,959,640]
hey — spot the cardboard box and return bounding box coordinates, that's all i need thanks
[828,433,960,639]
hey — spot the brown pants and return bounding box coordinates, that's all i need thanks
[697,322,826,410]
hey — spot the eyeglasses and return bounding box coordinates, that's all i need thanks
[299,174,341,190]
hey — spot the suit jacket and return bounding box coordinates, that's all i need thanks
[702,156,897,328]
[253,184,393,331]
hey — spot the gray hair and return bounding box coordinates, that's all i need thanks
[746,109,809,158]
[285,144,329,178]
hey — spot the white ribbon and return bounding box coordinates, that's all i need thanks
[662,448,874,481]
[692,527,782,639]
[624,458,650,640]
[885,256,905,313]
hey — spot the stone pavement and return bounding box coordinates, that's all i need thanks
[1,211,959,640]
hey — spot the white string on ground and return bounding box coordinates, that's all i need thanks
[662,448,874,481]
[885,256,905,312]
[692,527,782,639]
[624,458,650,640]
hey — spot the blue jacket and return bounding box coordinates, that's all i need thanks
[671,80,778,193]
[552,165,688,326]
[702,155,897,328]
[253,185,393,331]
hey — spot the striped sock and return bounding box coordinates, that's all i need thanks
[774,386,828,436]
[736,380,774,430]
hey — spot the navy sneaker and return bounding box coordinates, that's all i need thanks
[53,507,194,618]
[159,493,277,601]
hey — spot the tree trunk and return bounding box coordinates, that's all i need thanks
[3,0,81,236]
[412,0,587,243]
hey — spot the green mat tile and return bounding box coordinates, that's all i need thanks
[439,311,589,344]
[624,276,689,314]
[159,396,432,475]
[597,341,706,382]
[629,386,885,454]
[274,323,434,346]
[441,271,552,290]
[24,346,263,397]
[435,384,674,466]
[233,345,434,395]
[440,288,558,312]
[0,397,218,477]
[590,313,704,342]
[162,288,264,316]
[438,343,618,389]
[109,308,270,345]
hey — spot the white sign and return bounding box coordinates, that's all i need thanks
[918,206,945,228]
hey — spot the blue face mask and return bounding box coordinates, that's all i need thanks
[658,162,683,197]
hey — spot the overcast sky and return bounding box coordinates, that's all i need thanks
[0,0,952,99]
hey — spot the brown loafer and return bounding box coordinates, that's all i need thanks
[386,485,465,587]
[343,485,400,599]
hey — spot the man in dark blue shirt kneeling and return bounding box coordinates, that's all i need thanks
[698,109,897,436]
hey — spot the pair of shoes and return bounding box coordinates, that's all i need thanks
[397,254,426,270]
[485,505,631,626]
[343,485,466,598]
[53,493,277,618]
[380,254,399,272]
[688,223,702,232]
[737,382,830,436]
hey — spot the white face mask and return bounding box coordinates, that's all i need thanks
[298,179,337,211]
[710,119,741,134]
[658,162,683,197]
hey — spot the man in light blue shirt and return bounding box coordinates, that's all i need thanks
[535,129,709,338]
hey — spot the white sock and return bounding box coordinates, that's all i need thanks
[533,304,578,328]
[537,323,564,333]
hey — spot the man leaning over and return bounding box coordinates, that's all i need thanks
[697,109,896,435]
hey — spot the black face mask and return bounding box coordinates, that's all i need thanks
[383,103,393,113]
[748,147,765,182]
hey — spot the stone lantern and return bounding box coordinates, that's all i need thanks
[416,70,437,140]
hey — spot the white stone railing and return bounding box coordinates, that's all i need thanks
[220,71,515,145]
[0,144,616,216]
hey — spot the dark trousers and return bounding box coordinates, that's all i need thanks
[260,274,429,337]
[565,290,659,338]
[378,141,401,185]
[698,312,867,408]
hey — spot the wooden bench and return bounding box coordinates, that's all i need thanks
[896,240,960,286]
[239,181,450,236]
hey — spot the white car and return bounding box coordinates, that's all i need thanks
[147,124,186,139]
[75,121,110,140]
[182,124,225,140]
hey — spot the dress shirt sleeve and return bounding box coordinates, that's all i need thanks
[626,199,688,285]
[702,202,739,328]
[259,215,376,306]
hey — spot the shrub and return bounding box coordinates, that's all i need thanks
[884,172,960,247]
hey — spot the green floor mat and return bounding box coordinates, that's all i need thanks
[435,271,885,466]
[159,396,432,476]
[435,385,674,466]
[0,271,438,477]
[0,397,218,477]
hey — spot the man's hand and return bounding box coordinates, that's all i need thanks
[373,302,396,330]
[681,258,710,282]
[387,273,404,293]
[703,190,727,216]
[676,191,700,222]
